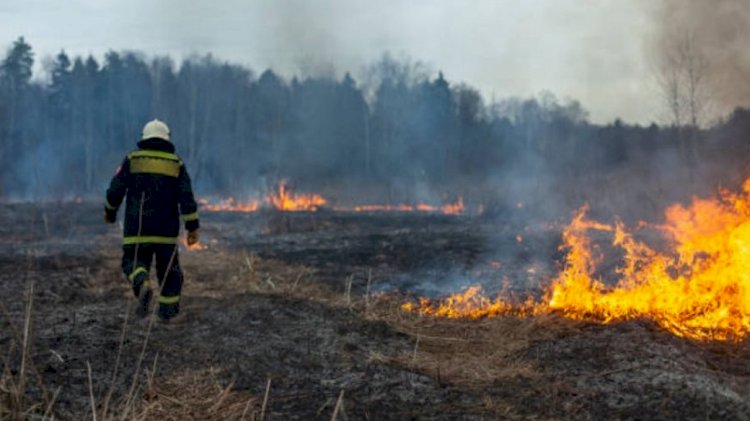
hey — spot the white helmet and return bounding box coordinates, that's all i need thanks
[141,119,170,141]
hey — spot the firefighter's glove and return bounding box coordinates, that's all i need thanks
[104,211,116,224]
[187,229,200,246]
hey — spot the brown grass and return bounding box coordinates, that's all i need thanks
[0,230,589,420]
[0,240,370,420]
[214,252,581,391]
[125,367,262,420]
[0,274,53,419]
[189,246,352,309]
[367,296,583,386]
[0,252,270,420]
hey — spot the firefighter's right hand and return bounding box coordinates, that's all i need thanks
[187,229,199,246]
[104,212,116,224]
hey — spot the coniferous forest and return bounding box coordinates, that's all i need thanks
[0,36,749,220]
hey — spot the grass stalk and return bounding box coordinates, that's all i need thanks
[291,268,307,292]
[240,393,256,421]
[412,333,420,364]
[100,298,133,418]
[18,278,34,411]
[364,269,372,311]
[259,378,271,421]
[331,389,345,421]
[87,361,98,421]
[208,381,235,414]
[345,275,353,306]
[42,386,61,420]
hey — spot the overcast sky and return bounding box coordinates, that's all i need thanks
[0,0,663,124]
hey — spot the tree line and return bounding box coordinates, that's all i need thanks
[0,36,748,217]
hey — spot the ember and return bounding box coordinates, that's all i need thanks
[403,179,750,342]
[183,237,208,251]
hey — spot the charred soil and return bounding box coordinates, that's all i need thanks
[1,203,749,420]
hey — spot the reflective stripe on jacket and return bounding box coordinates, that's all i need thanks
[105,138,200,243]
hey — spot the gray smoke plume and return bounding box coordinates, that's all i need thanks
[649,0,750,120]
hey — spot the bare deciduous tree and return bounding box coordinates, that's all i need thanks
[658,33,710,128]
[656,32,711,176]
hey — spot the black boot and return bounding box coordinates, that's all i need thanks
[136,286,152,318]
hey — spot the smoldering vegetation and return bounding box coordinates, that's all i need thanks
[4,203,750,420]
[3,2,750,416]
[0,36,748,227]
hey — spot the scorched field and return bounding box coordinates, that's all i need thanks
[1,200,750,420]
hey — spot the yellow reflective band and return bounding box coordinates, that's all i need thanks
[128,150,181,162]
[105,199,116,210]
[182,212,199,222]
[128,266,148,282]
[159,295,180,304]
[123,236,177,245]
[130,158,181,177]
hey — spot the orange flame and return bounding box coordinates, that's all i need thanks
[401,285,538,319]
[403,180,750,342]
[441,197,465,215]
[268,181,326,212]
[199,181,325,213]
[183,238,208,251]
[202,191,466,215]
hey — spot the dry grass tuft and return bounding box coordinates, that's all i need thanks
[125,368,261,420]
[368,295,583,386]
[187,246,360,312]
[0,276,53,420]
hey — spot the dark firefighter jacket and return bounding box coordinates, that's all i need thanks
[105,138,200,245]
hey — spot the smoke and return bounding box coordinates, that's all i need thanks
[649,0,750,117]
[149,0,385,80]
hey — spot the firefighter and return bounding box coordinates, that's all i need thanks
[104,119,200,320]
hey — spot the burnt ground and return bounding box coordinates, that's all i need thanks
[1,202,750,420]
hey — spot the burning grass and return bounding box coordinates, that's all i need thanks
[199,180,325,213]
[402,179,750,342]
[380,293,750,419]
[199,181,468,215]
[4,201,750,419]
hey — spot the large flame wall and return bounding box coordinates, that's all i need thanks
[404,180,750,342]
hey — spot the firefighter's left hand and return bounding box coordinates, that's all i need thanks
[187,229,200,246]
[104,212,116,224]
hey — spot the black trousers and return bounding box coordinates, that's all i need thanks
[122,243,182,319]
